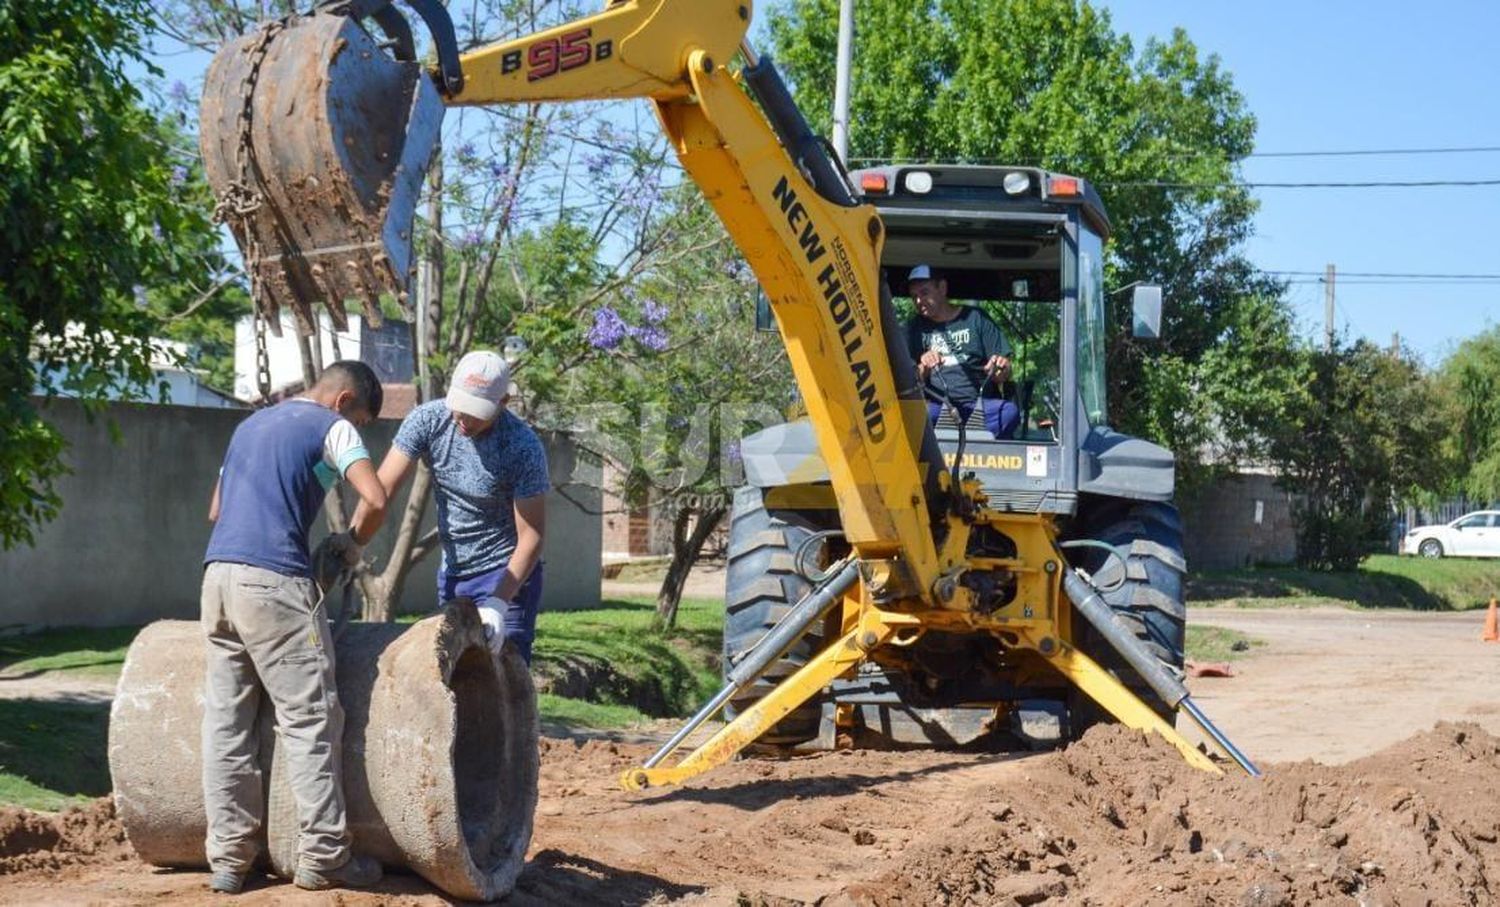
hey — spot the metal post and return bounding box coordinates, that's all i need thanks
[831,0,854,163]
[1324,263,1336,352]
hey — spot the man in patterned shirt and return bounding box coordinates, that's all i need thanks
[377,350,549,662]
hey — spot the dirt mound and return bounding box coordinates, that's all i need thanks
[828,722,1500,906]
[5,724,1500,904]
[0,797,130,875]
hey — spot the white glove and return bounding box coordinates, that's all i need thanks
[476,597,508,654]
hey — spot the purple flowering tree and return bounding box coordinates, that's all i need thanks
[152,0,721,621]
[529,185,797,628]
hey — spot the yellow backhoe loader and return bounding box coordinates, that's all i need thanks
[200,0,1260,788]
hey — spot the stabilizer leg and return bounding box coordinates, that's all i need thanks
[621,619,894,790]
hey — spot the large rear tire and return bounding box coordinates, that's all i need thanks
[721,486,838,746]
[1064,500,1187,736]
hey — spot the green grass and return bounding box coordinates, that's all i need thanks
[1185,625,1265,662]
[1188,554,1500,611]
[0,598,726,809]
[537,693,653,729]
[0,626,139,679]
[0,699,112,811]
[531,596,722,731]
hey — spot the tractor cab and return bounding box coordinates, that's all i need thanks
[745,164,1173,518]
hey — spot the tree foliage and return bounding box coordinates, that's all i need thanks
[1267,341,1450,570]
[525,188,796,626]
[1438,326,1500,503]
[767,0,1292,481]
[0,0,221,548]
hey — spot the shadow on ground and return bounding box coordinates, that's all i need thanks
[0,698,112,804]
[1188,567,1451,610]
[513,849,705,904]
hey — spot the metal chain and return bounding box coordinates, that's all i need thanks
[252,303,273,402]
[211,20,282,227]
[214,19,283,402]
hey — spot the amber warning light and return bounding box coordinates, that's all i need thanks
[1048,176,1081,197]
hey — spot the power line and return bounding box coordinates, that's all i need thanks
[1282,278,1500,286]
[1243,144,1500,159]
[1104,178,1500,189]
[850,144,1500,165]
[1266,270,1500,279]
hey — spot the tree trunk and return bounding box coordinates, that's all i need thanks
[654,503,727,630]
[359,461,436,621]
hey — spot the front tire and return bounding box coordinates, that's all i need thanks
[1064,500,1187,736]
[721,486,839,746]
[1419,538,1444,558]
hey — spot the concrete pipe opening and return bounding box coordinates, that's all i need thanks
[110,604,538,901]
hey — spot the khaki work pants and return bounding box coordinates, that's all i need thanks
[200,561,350,874]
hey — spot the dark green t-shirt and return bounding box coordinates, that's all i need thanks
[906,306,1011,405]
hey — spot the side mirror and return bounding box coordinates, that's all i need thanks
[754,288,776,333]
[1131,284,1163,340]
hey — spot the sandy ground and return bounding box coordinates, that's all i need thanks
[7,603,1500,904]
[600,559,728,602]
[1185,606,1500,764]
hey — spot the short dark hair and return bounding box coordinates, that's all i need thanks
[319,360,383,419]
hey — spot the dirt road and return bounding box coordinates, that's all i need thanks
[8,605,1500,905]
[1186,606,1500,763]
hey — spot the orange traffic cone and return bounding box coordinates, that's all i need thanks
[1483,599,1499,643]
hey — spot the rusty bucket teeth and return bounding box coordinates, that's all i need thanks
[200,10,443,335]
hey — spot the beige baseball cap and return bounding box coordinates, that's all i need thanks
[446,350,510,421]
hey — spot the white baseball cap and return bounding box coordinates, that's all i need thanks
[446,350,510,421]
[908,264,936,281]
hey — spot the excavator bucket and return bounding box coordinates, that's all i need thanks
[200,7,444,335]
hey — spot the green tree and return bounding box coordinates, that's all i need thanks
[156,0,661,620]
[767,0,1294,481]
[0,0,220,548]
[526,188,796,627]
[1268,340,1450,570]
[1438,326,1500,502]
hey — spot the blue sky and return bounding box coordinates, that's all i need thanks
[1101,0,1500,365]
[146,1,1498,366]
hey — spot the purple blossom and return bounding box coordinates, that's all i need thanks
[581,150,613,179]
[170,164,189,187]
[488,161,509,181]
[629,323,669,352]
[641,300,669,324]
[168,80,191,106]
[622,176,664,214]
[587,305,628,350]
[456,141,478,164]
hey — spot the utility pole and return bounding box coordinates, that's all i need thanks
[831,0,854,163]
[1323,263,1336,352]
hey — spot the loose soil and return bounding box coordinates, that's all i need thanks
[8,606,1500,904]
[6,723,1500,905]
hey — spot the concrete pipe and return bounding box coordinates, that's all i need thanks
[108,604,538,901]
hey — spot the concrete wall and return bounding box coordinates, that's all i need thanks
[0,398,599,631]
[1178,472,1298,571]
